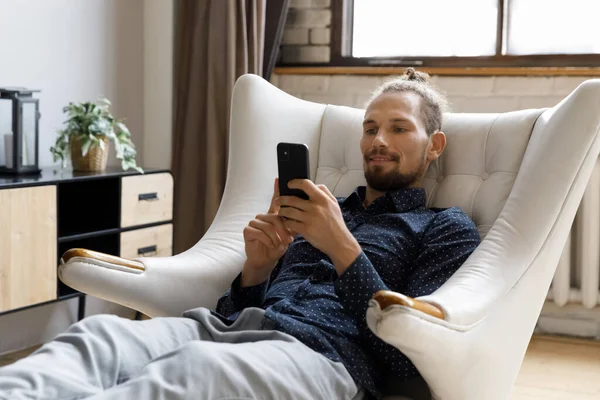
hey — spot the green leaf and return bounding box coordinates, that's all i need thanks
[89,119,110,134]
[81,137,93,157]
[115,122,131,137]
[50,146,63,163]
[113,136,123,158]
[98,97,111,107]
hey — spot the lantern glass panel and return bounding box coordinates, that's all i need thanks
[21,101,36,167]
[0,98,12,167]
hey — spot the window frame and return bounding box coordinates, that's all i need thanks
[329,0,600,68]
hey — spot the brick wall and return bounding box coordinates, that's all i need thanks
[271,74,594,112]
[281,0,332,63]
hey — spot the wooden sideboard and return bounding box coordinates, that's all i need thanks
[0,167,174,319]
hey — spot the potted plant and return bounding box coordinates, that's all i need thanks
[50,98,143,173]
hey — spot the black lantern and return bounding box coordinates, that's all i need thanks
[0,87,41,175]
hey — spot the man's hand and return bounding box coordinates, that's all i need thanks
[277,179,362,276]
[242,178,294,287]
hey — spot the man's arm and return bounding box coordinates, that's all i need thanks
[216,259,284,317]
[333,252,389,320]
[336,208,480,325]
[355,208,480,383]
[216,178,293,318]
[402,208,481,298]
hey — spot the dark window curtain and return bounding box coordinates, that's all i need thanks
[172,0,266,253]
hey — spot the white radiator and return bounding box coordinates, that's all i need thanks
[547,160,600,309]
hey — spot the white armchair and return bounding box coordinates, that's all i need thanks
[59,74,600,400]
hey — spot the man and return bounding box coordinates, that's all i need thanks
[0,68,480,400]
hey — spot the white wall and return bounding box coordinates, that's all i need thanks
[0,0,144,168]
[271,74,594,113]
[0,0,145,355]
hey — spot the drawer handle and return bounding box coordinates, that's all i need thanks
[138,192,158,201]
[138,245,157,256]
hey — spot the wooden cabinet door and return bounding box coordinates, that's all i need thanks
[0,185,57,312]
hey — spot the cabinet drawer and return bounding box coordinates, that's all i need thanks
[120,224,173,259]
[121,173,173,228]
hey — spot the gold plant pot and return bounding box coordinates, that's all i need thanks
[70,136,110,172]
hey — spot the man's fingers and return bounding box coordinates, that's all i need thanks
[287,179,322,201]
[274,177,280,198]
[283,218,303,236]
[278,206,305,223]
[256,214,294,244]
[317,184,336,201]
[268,178,280,214]
[243,226,276,249]
[277,195,310,211]
[249,219,283,248]
[288,228,298,237]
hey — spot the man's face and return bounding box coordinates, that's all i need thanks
[361,91,432,191]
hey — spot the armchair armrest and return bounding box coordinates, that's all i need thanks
[58,242,247,318]
[372,290,444,320]
[61,248,145,272]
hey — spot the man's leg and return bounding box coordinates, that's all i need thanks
[86,339,363,400]
[0,314,202,400]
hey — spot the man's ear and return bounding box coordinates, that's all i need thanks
[427,131,446,162]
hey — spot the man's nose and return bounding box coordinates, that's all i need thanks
[372,130,389,148]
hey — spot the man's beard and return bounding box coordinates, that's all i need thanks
[364,150,427,191]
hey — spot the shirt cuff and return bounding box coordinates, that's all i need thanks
[334,251,388,323]
[229,272,269,311]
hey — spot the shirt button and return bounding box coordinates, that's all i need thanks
[482,172,490,180]
[340,166,348,174]
[437,175,444,182]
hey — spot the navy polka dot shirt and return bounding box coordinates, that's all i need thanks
[216,186,481,398]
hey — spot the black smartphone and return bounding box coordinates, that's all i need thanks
[277,142,310,200]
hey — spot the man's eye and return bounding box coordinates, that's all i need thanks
[365,128,377,135]
[393,127,406,133]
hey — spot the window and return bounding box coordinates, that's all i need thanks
[332,0,600,67]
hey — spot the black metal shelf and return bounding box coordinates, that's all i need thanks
[0,166,170,190]
[0,292,85,316]
[58,227,121,243]
[58,220,173,243]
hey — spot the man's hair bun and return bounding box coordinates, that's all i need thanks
[402,67,430,84]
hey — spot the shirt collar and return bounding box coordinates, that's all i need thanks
[340,186,365,209]
[341,186,426,213]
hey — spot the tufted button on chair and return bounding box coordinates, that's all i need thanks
[59,74,600,400]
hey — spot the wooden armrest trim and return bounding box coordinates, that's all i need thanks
[372,290,444,320]
[61,248,145,271]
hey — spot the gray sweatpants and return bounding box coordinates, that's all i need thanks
[0,307,363,400]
